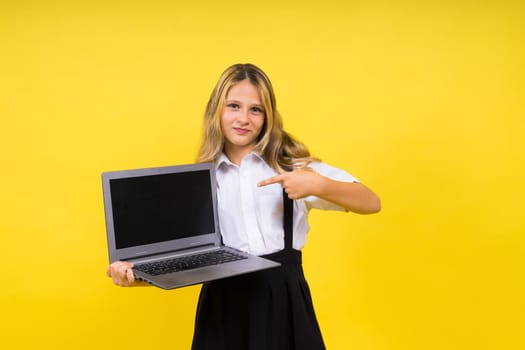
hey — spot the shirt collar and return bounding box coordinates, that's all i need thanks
[217,153,234,168]
[217,152,264,168]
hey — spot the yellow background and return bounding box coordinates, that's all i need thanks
[1,1,524,349]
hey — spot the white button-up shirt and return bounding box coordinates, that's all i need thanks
[216,153,358,255]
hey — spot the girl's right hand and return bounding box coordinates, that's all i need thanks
[106,261,136,287]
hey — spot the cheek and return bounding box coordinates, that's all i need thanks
[253,115,265,132]
[221,111,232,128]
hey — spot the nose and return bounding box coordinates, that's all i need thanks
[237,108,249,124]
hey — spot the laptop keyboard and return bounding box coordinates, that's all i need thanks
[134,249,248,276]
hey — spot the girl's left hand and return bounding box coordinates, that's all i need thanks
[257,168,322,199]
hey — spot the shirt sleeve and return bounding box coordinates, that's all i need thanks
[301,161,359,211]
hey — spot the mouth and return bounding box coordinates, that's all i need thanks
[233,127,250,135]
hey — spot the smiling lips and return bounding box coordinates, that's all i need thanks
[233,127,250,135]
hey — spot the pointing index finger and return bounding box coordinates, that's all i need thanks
[258,174,284,187]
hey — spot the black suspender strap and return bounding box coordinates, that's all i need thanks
[260,189,299,264]
[282,189,293,251]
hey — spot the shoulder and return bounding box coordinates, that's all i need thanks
[308,161,359,183]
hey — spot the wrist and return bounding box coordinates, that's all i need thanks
[313,172,329,198]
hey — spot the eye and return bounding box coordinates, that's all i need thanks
[227,103,240,109]
[250,106,263,114]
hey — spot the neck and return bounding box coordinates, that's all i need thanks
[223,146,255,166]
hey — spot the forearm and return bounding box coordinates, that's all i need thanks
[258,169,381,214]
[316,176,381,214]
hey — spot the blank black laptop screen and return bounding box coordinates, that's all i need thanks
[109,170,215,249]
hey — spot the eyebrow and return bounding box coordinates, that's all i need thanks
[225,99,264,109]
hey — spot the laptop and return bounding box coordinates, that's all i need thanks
[102,162,280,290]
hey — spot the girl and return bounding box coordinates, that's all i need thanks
[107,63,380,350]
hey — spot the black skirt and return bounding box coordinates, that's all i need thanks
[191,249,326,350]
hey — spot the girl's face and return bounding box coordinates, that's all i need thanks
[221,79,265,158]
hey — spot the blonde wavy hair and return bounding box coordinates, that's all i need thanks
[197,63,316,173]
